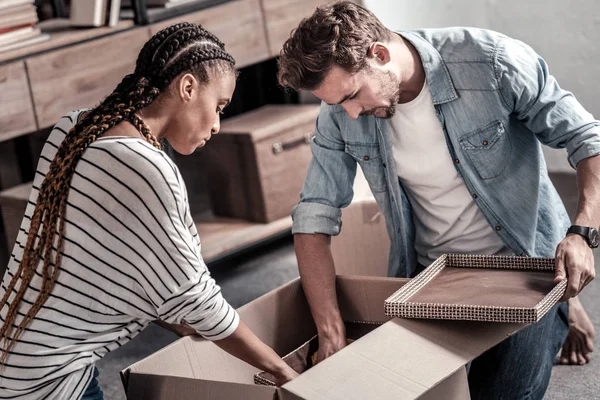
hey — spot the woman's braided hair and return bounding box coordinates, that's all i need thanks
[0,23,235,363]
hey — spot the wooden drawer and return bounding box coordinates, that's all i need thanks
[203,104,319,223]
[26,28,151,129]
[0,61,37,141]
[151,0,270,69]
[261,0,363,57]
[261,0,326,57]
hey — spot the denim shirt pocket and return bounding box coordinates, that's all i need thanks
[458,121,512,180]
[345,143,388,193]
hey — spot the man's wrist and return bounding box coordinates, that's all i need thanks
[317,318,346,340]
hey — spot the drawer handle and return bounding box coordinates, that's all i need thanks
[272,132,314,155]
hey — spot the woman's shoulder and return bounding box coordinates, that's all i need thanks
[86,138,181,189]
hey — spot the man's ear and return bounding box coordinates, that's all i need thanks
[368,42,391,65]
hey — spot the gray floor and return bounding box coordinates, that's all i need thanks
[98,172,599,399]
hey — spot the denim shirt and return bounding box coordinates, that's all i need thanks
[291,28,600,278]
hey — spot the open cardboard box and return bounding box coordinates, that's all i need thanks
[122,275,527,399]
[331,198,390,277]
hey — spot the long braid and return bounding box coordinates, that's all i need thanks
[0,22,235,364]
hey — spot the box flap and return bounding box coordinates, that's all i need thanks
[332,200,390,277]
[122,278,315,395]
[237,278,317,355]
[219,105,320,143]
[418,366,470,399]
[127,373,276,400]
[336,275,408,323]
[281,317,524,400]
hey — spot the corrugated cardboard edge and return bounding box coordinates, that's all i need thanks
[280,310,525,400]
[385,254,566,323]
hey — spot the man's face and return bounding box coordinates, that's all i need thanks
[312,64,401,119]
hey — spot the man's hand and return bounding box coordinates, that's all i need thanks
[555,234,596,301]
[316,322,347,363]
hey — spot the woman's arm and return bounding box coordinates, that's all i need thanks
[214,321,298,386]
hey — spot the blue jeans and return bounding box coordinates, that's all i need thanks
[81,366,104,400]
[468,302,570,400]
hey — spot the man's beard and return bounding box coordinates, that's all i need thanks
[360,70,401,119]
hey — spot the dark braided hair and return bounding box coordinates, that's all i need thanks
[0,22,235,364]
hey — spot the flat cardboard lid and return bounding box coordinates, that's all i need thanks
[282,317,524,400]
[218,104,320,143]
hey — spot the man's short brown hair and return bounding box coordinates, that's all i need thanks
[277,1,392,91]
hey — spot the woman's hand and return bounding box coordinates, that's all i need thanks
[271,363,299,386]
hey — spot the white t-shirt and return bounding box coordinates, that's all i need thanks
[387,83,513,266]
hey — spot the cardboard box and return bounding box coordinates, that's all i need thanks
[122,275,526,399]
[331,199,390,277]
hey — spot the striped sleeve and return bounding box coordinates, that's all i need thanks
[112,141,239,341]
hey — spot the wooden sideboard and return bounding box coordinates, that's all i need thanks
[0,0,344,141]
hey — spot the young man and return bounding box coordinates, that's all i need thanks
[278,2,597,398]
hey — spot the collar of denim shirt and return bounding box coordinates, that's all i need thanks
[397,31,459,106]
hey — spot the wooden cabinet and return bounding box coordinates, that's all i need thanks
[26,28,151,128]
[151,0,270,69]
[0,181,30,250]
[260,0,326,57]
[0,61,37,141]
[261,0,363,57]
[203,104,319,223]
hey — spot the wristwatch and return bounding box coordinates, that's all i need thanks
[567,225,600,248]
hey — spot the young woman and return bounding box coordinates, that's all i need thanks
[0,22,297,399]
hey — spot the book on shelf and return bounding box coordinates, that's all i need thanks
[70,0,107,27]
[122,0,210,9]
[0,32,49,54]
[0,6,38,29]
[107,0,121,27]
[0,25,40,46]
[0,0,34,10]
[0,0,51,56]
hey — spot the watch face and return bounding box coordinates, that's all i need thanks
[589,228,600,248]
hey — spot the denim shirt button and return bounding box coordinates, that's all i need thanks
[472,193,478,199]
[363,155,370,161]
[495,226,502,231]
[454,159,460,164]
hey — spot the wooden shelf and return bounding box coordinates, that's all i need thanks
[197,213,292,263]
[0,181,292,264]
[0,19,136,65]
[0,0,331,141]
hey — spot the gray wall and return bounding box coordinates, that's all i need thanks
[364,0,600,172]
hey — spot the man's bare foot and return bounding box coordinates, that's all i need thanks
[559,296,595,365]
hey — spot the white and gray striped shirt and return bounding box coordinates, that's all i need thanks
[0,110,240,399]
